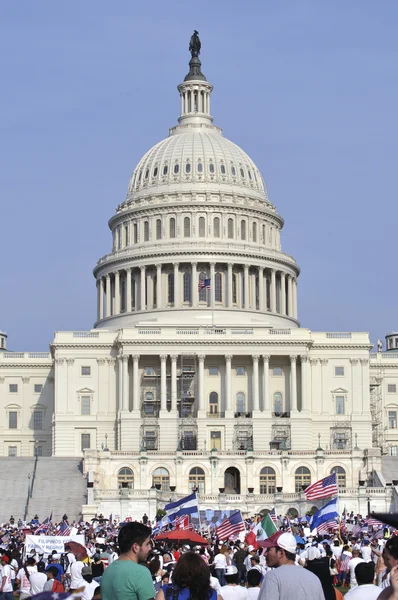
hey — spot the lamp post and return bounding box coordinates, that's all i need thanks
[367,496,370,517]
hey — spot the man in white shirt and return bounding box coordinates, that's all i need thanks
[348,549,364,589]
[29,563,47,596]
[69,557,85,591]
[0,555,14,600]
[344,562,380,600]
[16,558,37,599]
[220,565,248,600]
[361,540,372,562]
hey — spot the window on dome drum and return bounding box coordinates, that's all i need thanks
[232,274,237,304]
[174,163,179,175]
[199,217,206,237]
[153,166,158,177]
[153,275,157,307]
[145,169,149,180]
[335,366,344,376]
[215,272,222,302]
[144,221,149,242]
[183,272,191,302]
[210,431,221,450]
[34,384,43,394]
[388,384,397,393]
[156,219,162,240]
[260,467,276,494]
[273,367,282,377]
[198,273,207,302]
[138,170,142,182]
[117,227,122,250]
[197,161,203,173]
[295,467,311,492]
[252,222,257,242]
[81,433,90,451]
[209,392,219,415]
[118,467,134,489]
[189,467,205,494]
[236,392,246,414]
[236,367,245,376]
[241,220,247,240]
[213,217,220,237]
[33,410,43,430]
[185,162,191,173]
[273,392,283,415]
[388,411,397,429]
[240,168,245,178]
[231,165,236,176]
[131,278,136,309]
[133,223,138,244]
[220,164,226,175]
[262,224,266,243]
[163,165,168,175]
[168,273,174,304]
[81,396,91,416]
[228,218,234,239]
[8,446,17,457]
[335,395,345,415]
[125,225,130,246]
[8,411,17,429]
[209,367,219,376]
[81,366,91,376]
[169,217,176,238]
[9,384,18,393]
[331,466,346,488]
[255,276,259,310]
[152,467,169,490]
[209,162,215,174]
[248,170,252,180]
[390,446,398,456]
[184,217,191,238]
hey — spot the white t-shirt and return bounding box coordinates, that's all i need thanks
[214,554,228,569]
[348,557,364,589]
[10,559,19,580]
[344,583,381,600]
[17,566,37,594]
[361,546,372,562]
[70,560,84,588]
[81,579,99,600]
[220,584,249,600]
[210,575,222,594]
[1,564,14,593]
[247,589,260,600]
[29,571,47,595]
[332,545,343,559]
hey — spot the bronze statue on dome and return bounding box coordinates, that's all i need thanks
[189,30,201,58]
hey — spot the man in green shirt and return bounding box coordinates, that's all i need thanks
[101,521,155,600]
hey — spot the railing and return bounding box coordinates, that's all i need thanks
[137,328,161,335]
[206,412,225,418]
[1,352,51,359]
[231,329,254,335]
[234,412,252,419]
[272,412,291,419]
[73,331,100,338]
[326,333,352,339]
[176,329,200,335]
[203,328,226,335]
[269,329,291,335]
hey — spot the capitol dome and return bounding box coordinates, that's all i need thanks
[93,41,300,330]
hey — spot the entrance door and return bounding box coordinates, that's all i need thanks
[224,467,241,494]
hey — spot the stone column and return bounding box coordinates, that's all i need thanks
[198,355,205,411]
[191,262,198,307]
[252,355,260,411]
[122,355,129,411]
[287,275,293,316]
[105,274,111,317]
[225,355,232,412]
[96,280,100,321]
[126,268,132,313]
[160,355,167,411]
[350,358,361,415]
[99,278,104,320]
[107,357,116,415]
[300,355,308,412]
[210,262,215,308]
[173,263,179,307]
[171,355,178,412]
[155,264,161,309]
[140,266,146,310]
[114,270,120,314]
[293,278,298,318]
[117,354,123,413]
[262,355,270,412]
[270,269,276,313]
[244,265,249,308]
[290,355,297,412]
[320,359,328,413]
[227,263,233,307]
[258,267,264,311]
[280,272,286,315]
[310,358,319,414]
[132,355,140,411]
[360,358,370,415]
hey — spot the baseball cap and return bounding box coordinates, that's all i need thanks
[260,532,297,554]
[247,545,255,551]
[1,556,9,563]
[82,565,92,576]
[225,565,238,575]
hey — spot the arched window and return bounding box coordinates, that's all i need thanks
[153,274,157,307]
[152,467,170,491]
[228,218,234,239]
[236,392,246,414]
[184,217,191,238]
[240,167,245,178]
[143,391,156,416]
[156,219,162,240]
[209,392,218,415]
[183,272,191,303]
[169,217,176,239]
[213,217,220,238]
[260,467,276,494]
[331,466,346,488]
[232,273,237,304]
[144,221,149,242]
[241,220,246,240]
[118,467,134,489]
[153,166,158,177]
[215,272,222,302]
[273,392,283,415]
[197,161,203,173]
[220,164,226,175]
[295,467,311,492]
[189,467,205,494]
[174,163,179,174]
[185,162,191,174]
[145,169,149,180]
[248,169,252,180]
[133,223,138,244]
[168,273,174,304]
[231,165,236,177]
[199,217,206,237]
[209,161,215,174]
[255,276,259,310]
[252,222,257,242]
[262,224,266,244]
[198,272,207,302]
[131,278,136,309]
[163,164,168,176]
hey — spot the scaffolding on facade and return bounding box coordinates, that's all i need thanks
[370,366,384,450]
[179,355,196,417]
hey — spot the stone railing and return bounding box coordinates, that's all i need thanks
[0,352,51,360]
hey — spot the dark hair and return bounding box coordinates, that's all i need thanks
[276,547,296,562]
[26,557,36,566]
[250,555,260,564]
[172,552,211,600]
[118,522,152,553]
[37,563,45,573]
[247,569,262,587]
[47,567,59,578]
[224,572,239,584]
[355,561,375,585]
[386,537,398,560]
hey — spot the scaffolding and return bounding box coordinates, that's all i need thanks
[233,424,253,451]
[330,416,352,450]
[140,366,161,417]
[270,424,291,450]
[370,366,384,450]
[179,355,196,417]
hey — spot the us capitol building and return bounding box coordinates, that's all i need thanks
[1,35,398,521]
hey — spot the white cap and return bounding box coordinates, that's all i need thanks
[225,565,238,575]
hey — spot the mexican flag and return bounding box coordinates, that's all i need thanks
[254,513,278,541]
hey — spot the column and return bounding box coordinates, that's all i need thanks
[156,264,162,308]
[225,355,232,411]
[115,270,120,314]
[160,354,167,411]
[140,266,146,310]
[258,267,264,311]
[171,355,178,412]
[210,262,215,308]
[180,92,184,115]
[290,355,297,412]
[132,354,140,411]
[350,358,361,414]
[287,275,293,316]
[122,355,129,411]
[191,262,198,307]
[97,280,100,321]
[244,265,249,308]
[126,268,132,313]
[300,355,308,412]
[252,355,259,411]
[320,358,328,413]
[173,262,179,307]
[99,278,104,320]
[280,272,286,315]
[198,355,205,411]
[105,274,111,317]
[117,354,123,413]
[293,278,298,318]
[270,269,276,313]
[262,355,270,412]
[227,263,233,307]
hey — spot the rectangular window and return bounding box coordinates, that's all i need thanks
[335,433,347,449]
[235,367,245,376]
[81,366,91,376]
[8,446,17,457]
[144,430,157,450]
[81,396,91,416]
[182,431,196,450]
[81,433,91,451]
[144,366,155,376]
[390,446,398,456]
[9,411,17,429]
[9,384,18,393]
[388,384,397,393]
[210,431,221,450]
[209,367,219,376]
[272,367,282,376]
[335,366,345,376]
[34,384,43,393]
[336,396,345,415]
[35,445,43,457]
[33,411,43,430]
[388,411,397,429]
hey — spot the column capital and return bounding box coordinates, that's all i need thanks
[227,262,233,269]
[269,268,276,274]
[225,354,233,362]
[170,354,178,362]
[96,358,106,365]
[210,262,216,267]
[107,357,116,365]
[140,265,146,272]
[310,358,318,365]
[300,355,308,363]
[191,262,198,268]
[280,271,286,279]
[66,358,75,366]
[262,354,271,362]
[198,354,206,363]
[132,354,140,362]
[289,355,297,363]
[22,376,30,384]
[121,354,129,364]
[160,354,168,362]
[155,264,162,270]
[360,358,369,366]
[350,358,359,365]
[173,262,179,268]
[105,272,110,279]
[115,269,120,277]
[320,358,329,365]
[252,355,260,362]
[244,264,249,271]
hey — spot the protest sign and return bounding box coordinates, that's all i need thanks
[25,535,85,554]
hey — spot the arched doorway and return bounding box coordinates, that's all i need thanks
[224,467,240,494]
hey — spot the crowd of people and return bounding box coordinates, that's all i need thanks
[0,512,398,599]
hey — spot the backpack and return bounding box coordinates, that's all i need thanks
[52,579,65,593]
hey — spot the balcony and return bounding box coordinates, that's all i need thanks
[206,412,225,418]
[178,406,197,418]
[234,412,252,419]
[272,412,291,419]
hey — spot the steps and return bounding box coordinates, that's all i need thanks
[0,457,35,524]
[381,456,398,483]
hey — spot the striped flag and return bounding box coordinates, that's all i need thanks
[198,278,211,291]
[174,515,189,530]
[316,519,338,534]
[304,473,338,500]
[56,521,71,536]
[269,507,278,526]
[216,511,245,540]
[365,518,384,529]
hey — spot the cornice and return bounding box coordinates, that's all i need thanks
[0,363,53,369]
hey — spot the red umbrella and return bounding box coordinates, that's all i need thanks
[64,541,88,560]
[155,530,209,545]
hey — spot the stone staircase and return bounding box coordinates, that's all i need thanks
[0,457,35,524]
[381,456,398,484]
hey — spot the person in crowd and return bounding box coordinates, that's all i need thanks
[69,552,85,592]
[0,555,15,600]
[16,556,37,599]
[304,546,335,600]
[46,553,64,583]
[80,565,98,600]
[218,565,248,600]
[347,549,364,589]
[156,552,220,600]
[344,562,380,600]
[244,547,257,573]
[212,544,229,586]
[43,566,65,593]
[377,537,398,599]
[29,562,47,595]
[246,568,262,600]
[91,553,105,583]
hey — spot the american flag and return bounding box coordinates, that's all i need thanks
[269,507,278,525]
[56,521,71,536]
[316,519,338,534]
[25,593,75,600]
[365,517,384,529]
[35,513,52,535]
[174,515,190,530]
[216,511,245,540]
[198,278,211,291]
[304,473,338,500]
[339,554,352,572]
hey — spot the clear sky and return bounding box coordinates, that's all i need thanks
[1,1,397,351]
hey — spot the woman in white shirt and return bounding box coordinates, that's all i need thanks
[213,545,229,586]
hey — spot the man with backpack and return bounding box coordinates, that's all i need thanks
[43,566,65,593]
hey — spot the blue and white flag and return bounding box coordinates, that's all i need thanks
[164,492,198,520]
[310,498,339,531]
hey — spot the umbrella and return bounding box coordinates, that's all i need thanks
[64,541,88,560]
[155,530,209,545]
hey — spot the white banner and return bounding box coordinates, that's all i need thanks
[25,535,85,554]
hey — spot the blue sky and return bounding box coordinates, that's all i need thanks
[1,1,397,350]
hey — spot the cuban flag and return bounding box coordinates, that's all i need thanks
[164,492,198,520]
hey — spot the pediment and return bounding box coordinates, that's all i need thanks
[77,387,94,394]
[332,387,348,394]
